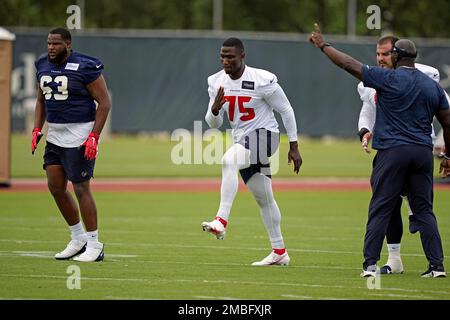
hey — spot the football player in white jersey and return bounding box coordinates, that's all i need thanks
[202,38,302,266]
[357,35,449,274]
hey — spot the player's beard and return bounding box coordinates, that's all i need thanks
[48,47,68,64]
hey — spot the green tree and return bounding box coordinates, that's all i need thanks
[1,0,449,38]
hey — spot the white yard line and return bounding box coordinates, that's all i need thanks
[0,226,356,241]
[367,293,433,299]
[193,296,239,300]
[1,273,449,297]
[0,239,443,258]
[281,294,347,300]
[102,296,161,300]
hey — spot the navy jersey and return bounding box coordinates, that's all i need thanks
[35,51,103,123]
[362,65,450,150]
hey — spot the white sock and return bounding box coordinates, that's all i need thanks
[69,222,87,241]
[216,144,250,222]
[387,243,401,260]
[247,173,285,249]
[86,230,100,248]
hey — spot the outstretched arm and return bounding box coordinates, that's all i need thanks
[309,23,363,81]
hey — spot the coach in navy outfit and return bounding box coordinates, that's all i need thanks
[309,24,450,278]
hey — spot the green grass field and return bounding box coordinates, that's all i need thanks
[2,134,450,300]
[1,190,449,300]
[12,134,376,178]
[12,133,448,178]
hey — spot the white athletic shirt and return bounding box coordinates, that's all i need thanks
[46,121,94,148]
[205,65,298,142]
[357,63,446,134]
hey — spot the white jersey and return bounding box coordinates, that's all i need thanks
[205,65,298,142]
[358,63,447,135]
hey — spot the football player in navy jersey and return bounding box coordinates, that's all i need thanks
[309,24,450,278]
[32,28,111,262]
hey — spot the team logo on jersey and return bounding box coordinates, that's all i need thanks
[65,62,80,71]
[242,81,255,90]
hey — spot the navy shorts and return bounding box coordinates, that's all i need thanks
[238,128,280,184]
[43,142,95,183]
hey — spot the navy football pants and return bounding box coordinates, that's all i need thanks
[363,145,444,268]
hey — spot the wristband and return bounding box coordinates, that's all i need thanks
[320,42,331,52]
[358,128,370,142]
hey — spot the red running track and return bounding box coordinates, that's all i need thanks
[1,178,450,192]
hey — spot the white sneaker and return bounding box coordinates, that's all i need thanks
[421,264,446,278]
[54,239,87,260]
[380,259,404,274]
[360,265,378,277]
[201,219,226,240]
[251,251,290,266]
[73,243,104,262]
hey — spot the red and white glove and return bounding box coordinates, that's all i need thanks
[83,132,100,160]
[31,127,43,155]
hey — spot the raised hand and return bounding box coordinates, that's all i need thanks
[212,86,226,115]
[309,23,325,49]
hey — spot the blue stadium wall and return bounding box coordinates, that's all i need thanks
[10,29,450,137]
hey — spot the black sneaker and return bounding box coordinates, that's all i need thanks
[421,264,446,278]
[380,265,392,274]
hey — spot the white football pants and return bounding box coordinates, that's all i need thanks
[216,143,285,249]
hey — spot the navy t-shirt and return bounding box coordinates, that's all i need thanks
[35,51,103,123]
[362,65,450,150]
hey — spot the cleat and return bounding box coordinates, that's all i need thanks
[380,259,404,274]
[360,264,377,277]
[251,251,290,266]
[73,243,104,262]
[201,219,226,240]
[55,239,87,260]
[421,265,446,278]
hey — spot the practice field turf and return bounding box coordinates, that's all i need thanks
[12,133,448,179]
[11,134,378,178]
[1,190,449,300]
